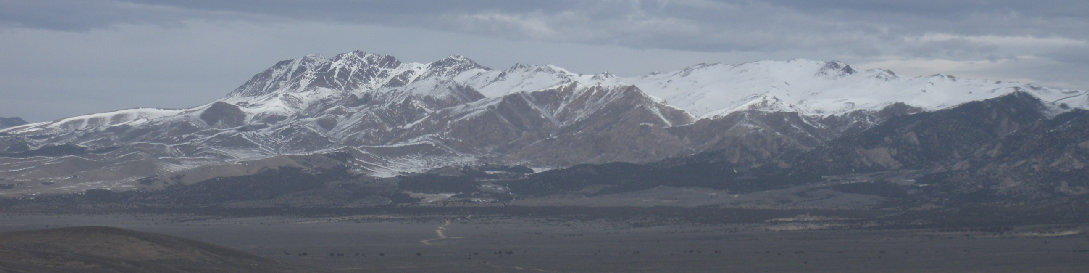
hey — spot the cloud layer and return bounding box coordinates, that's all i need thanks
[1,0,1087,120]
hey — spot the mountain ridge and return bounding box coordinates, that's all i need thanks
[1,50,1087,196]
[7,52,1086,132]
[0,117,26,129]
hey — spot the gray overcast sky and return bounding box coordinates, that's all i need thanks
[1,0,1087,121]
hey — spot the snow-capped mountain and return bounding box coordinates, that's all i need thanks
[629,59,1088,118]
[1,50,1086,196]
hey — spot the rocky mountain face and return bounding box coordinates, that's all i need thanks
[921,109,1089,201]
[468,92,1088,205]
[44,92,1087,210]
[790,92,1049,175]
[0,50,1087,197]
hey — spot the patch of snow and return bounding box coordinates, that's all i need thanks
[625,59,1089,118]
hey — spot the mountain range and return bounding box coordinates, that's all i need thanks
[0,117,25,129]
[1,50,1087,199]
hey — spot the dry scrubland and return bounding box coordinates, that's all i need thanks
[2,213,1087,272]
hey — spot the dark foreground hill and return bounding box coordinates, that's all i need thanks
[0,226,299,273]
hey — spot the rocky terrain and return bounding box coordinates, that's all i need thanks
[0,51,1087,211]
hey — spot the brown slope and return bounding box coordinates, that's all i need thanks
[0,226,300,273]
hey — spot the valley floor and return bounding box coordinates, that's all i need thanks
[1,212,1087,272]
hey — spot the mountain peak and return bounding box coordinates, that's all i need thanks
[229,51,414,97]
[501,63,572,74]
[818,61,856,77]
[435,54,476,64]
[332,50,401,68]
[5,50,1089,197]
[507,63,530,71]
[224,52,1089,120]
[429,55,488,72]
[629,58,1088,118]
[670,59,846,78]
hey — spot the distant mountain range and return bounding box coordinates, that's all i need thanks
[0,117,25,129]
[0,50,1086,198]
[503,92,1089,205]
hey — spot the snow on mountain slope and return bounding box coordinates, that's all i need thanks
[215,51,621,125]
[3,108,186,135]
[389,82,694,166]
[2,50,1088,196]
[0,52,683,193]
[4,52,1084,154]
[228,51,432,97]
[226,50,615,100]
[223,51,1086,122]
[625,59,1089,119]
[461,64,624,97]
